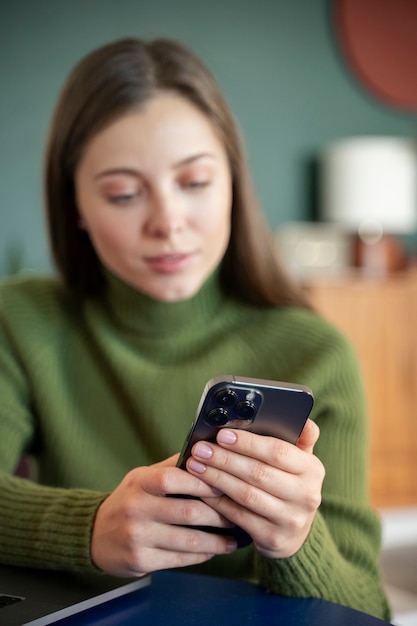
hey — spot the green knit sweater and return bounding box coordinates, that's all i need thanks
[0,269,390,620]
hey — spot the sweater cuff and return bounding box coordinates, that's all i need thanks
[255,512,343,599]
[254,511,391,621]
[1,474,109,572]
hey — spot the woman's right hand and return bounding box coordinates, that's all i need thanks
[90,454,237,578]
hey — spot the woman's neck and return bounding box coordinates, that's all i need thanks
[100,267,226,338]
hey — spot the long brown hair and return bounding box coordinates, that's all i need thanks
[45,37,310,308]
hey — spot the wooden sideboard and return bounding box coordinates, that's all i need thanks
[306,269,417,509]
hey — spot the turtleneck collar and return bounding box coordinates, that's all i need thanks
[100,266,226,338]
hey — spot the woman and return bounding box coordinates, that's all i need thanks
[0,38,390,620]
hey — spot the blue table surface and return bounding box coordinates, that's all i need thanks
[54,570,393,626]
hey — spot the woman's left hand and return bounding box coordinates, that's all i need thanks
[186,419,325,559]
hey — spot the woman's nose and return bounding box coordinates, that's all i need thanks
[144,191,184,238]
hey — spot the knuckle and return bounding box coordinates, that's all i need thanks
[123,468,141,490]
[207,472,223,491]
[270,439,290,463]
[256,527,282,555]
[239,484,259,508]
[300,478,322,513]
[184,529,202,552]
[122,516,143,545]
[155,467,174,494]
[318,461,326,483]
[306,487,322,511]
[130,548,150,575]
[214,447,231,469]
[266,532,282,554]
[120,498,139,521]
[290,511,307,533]
[311,459,326,492]
[181,500,201,525]
[312,456,326,482]
[250,461,271,485]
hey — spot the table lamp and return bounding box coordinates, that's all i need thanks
[320,136,417,276]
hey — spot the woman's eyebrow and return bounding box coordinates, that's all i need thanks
[173,152,216,169]
[94,167,142,180]
[94,153,216,181]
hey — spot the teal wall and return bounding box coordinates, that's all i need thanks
[0,0,413,275]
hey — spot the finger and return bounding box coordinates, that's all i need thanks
[124,531,236,578]
[213,428,306,475]
[151,454,222,497]
[296,419,320,453]
[130,524,237,576]
[215,424,319,469]
[191,458,321,559]
[159,494,236,529]
[138,464,221,499]
[127,547,216,577]
[187,448,302,503]
[157,524,238,556]
[187,434,321,500]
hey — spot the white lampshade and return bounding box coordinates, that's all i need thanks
[320,137,417,234]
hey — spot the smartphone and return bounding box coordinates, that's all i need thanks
[176,375,314,547]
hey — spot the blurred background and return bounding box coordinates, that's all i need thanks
[0,0,415,276]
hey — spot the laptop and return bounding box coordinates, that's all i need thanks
[0,563,151,625]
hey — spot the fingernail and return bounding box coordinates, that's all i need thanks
[194,443,213,459]
[211,487,223,496]
[188,459,207,474]
[217,429,237,445]
[226,539,238,553]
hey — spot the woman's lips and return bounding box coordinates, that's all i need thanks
[144,252,195,273]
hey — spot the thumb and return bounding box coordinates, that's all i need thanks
[296,419,320,454]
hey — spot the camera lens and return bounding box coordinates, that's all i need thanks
[206,407,229,427]
[234,400,256,420]
[215,388,237,407]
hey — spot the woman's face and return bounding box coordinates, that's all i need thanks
[75,92,232,302]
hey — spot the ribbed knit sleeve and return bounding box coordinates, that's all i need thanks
[0,474,107,571]
[0,278,108,573]
[256,508,389,619]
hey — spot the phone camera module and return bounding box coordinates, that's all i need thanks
[234,400,256,421]
[206,407,229,427]
[215,388,238,407]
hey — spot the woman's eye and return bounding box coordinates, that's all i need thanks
[184,180,210,190]
[108,192,140,205]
